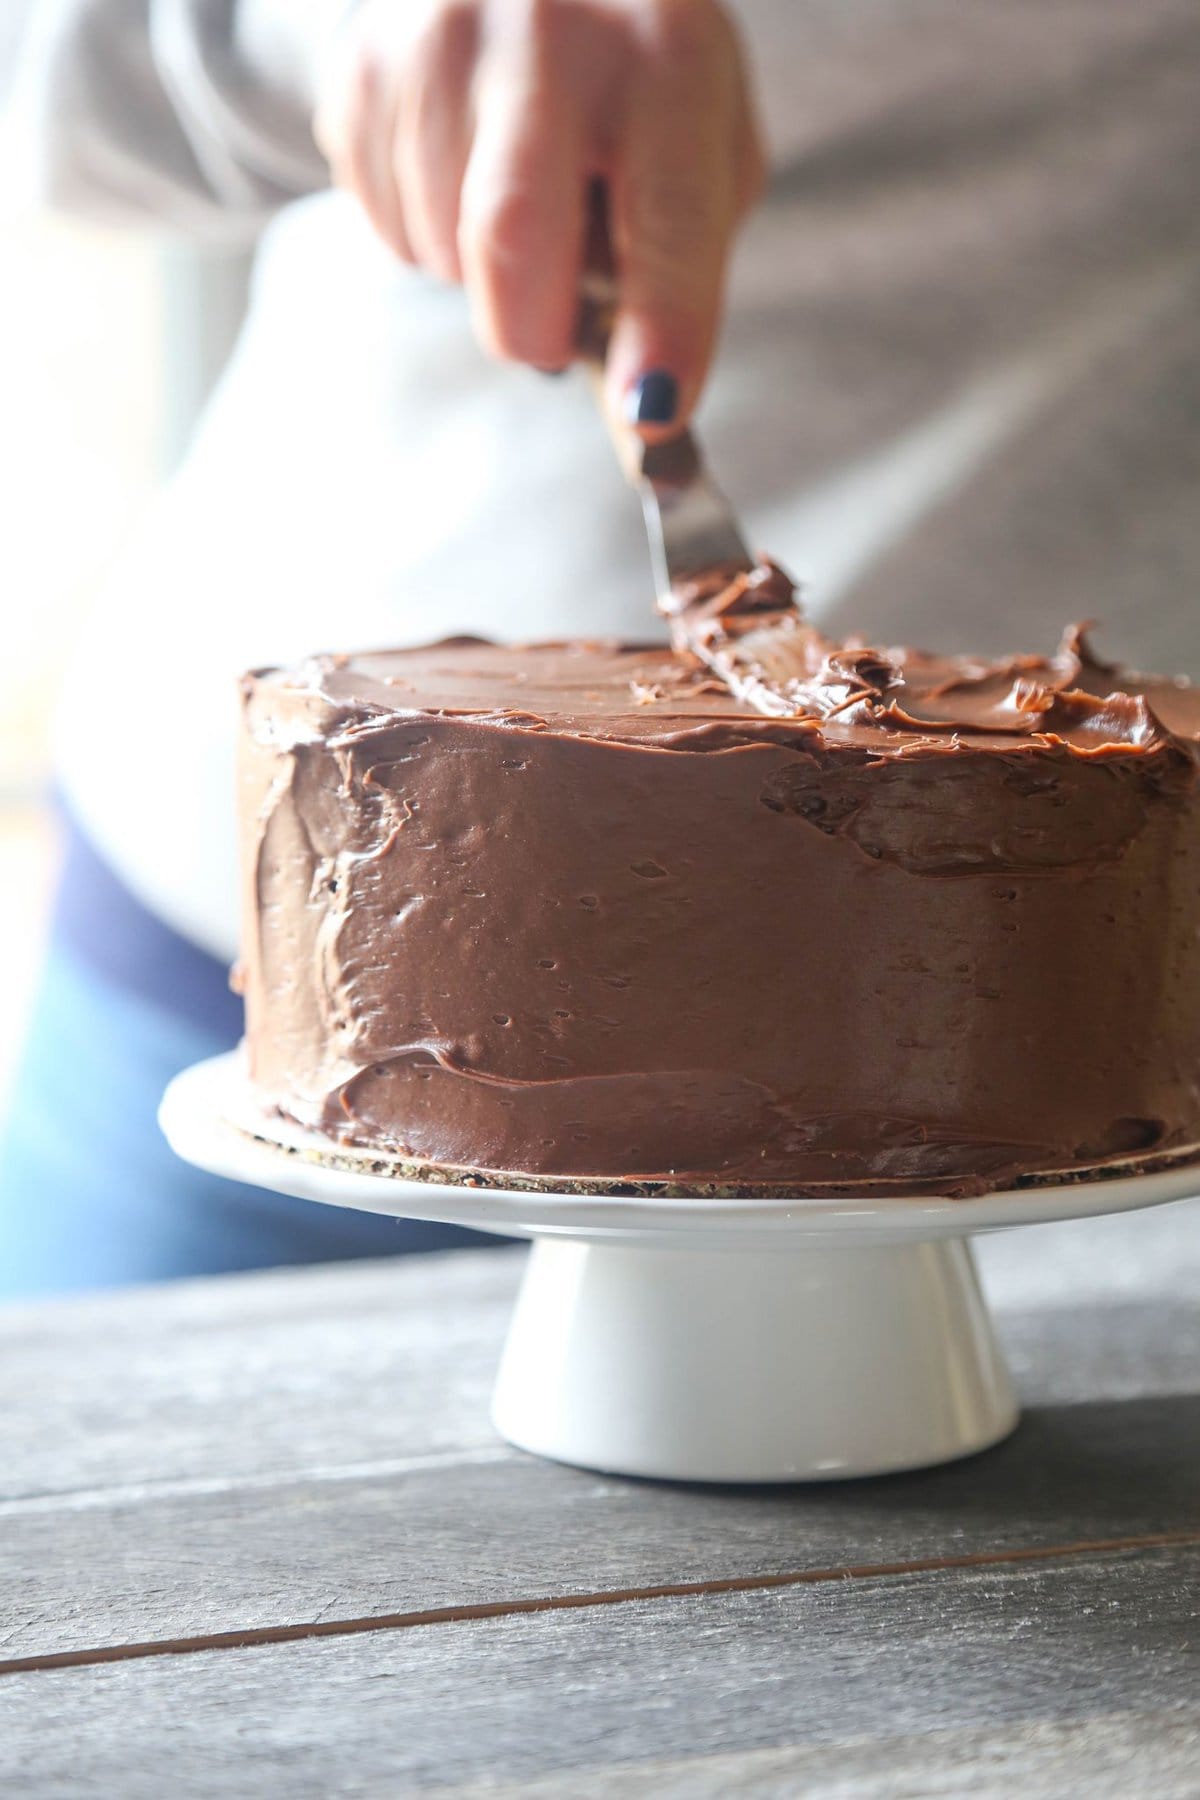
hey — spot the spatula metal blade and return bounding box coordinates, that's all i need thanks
[637,434,755,602]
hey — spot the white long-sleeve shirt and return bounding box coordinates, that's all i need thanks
[9,0,1200,959]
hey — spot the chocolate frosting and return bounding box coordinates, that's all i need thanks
[237,592,1200,1196]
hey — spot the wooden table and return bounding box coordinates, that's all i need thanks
[2,1196,1198,1796]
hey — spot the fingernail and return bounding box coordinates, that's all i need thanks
[537,365,569,378]
[625,370,678,426]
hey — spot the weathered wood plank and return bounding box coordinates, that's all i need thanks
[0,1198,1196,1663]
[0,1249,522,1500]
[439,1713,1200,1800]
[1,1389,1198,1661]
[1,1199,1196,1502]
[975,1193,1200,1310]
[980,1195,1200,1403]
[1,1548,1196,1796]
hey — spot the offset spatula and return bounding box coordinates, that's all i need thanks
[576,270,756,607]
[576,267,811,716]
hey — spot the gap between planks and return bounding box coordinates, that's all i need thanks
[3,1528,1196,1682]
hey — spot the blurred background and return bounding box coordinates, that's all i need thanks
[0,207,250,1116]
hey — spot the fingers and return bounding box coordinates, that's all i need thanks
[320,0,595,371]
[317,29,414,263]
[316,0,766,411]
[457,32,591,370]
[395,2,479,282]
[605,2,759,439]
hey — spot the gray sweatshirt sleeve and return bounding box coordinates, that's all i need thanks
[4,0,873,242]
[9,0,356,239]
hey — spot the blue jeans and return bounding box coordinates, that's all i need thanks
[0,815,496,1300]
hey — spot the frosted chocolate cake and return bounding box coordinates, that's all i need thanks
[236,575,1200,1197]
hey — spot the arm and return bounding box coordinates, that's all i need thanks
[315,0,765,435]
[12,0,764,424]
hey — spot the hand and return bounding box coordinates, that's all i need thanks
[315,0,765,437]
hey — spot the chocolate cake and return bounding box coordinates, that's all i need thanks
[236,579,1200,1197]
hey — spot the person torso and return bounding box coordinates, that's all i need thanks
[58,0,1200,959]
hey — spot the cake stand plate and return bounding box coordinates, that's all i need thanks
[160,1053,1200,1484]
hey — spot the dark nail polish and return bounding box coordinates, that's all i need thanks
[626,369,678,426]
[537,365,569,378]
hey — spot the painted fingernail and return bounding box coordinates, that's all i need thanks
[537,366,569,378]
[625,370,678,426]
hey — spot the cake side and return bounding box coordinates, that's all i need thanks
[236,634,1200,1197]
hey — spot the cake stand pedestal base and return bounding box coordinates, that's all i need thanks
[492,1236,1017,1482]
[159,1054,1200,1485]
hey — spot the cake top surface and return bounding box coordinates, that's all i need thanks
[250,625,1200,762]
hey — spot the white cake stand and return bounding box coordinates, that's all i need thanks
[160,1052,1200,1484]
